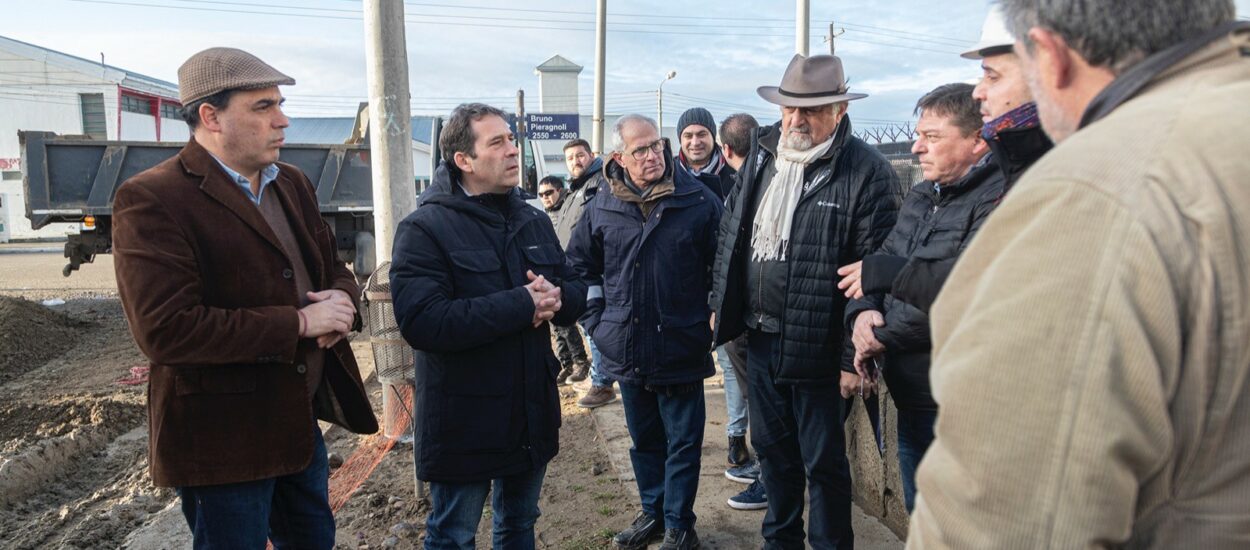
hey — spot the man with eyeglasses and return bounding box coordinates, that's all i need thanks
[567,114,722,550]
[710,54,900,549]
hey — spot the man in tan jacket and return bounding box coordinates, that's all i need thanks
[908,1,1250,548]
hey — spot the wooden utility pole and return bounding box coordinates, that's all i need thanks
[592,0,606,155]
[516,89,527,192]
[363,0,414,263]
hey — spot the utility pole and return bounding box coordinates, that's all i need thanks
[796,0,810,55]
[363,0,414,264]
[516,89,527,192]
[657,70,676,134]
[592,0,606,155]
[825,21,844,55]
[363,0,418,502]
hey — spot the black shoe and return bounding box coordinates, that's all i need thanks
[727,435,750,466]
[658,528,700,550]
[613,512,664,550]
[556,365,574,386]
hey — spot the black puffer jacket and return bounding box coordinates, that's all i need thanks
[844,158,1005,411]
[889,123,1052,313]
[390,163,587,482]
[710,119,901,384]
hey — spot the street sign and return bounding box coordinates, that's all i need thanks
[525,113,580,140]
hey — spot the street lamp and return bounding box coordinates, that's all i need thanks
[657,70,677,132]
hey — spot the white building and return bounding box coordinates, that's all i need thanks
[0,34,185,241]
[530,55,677,181]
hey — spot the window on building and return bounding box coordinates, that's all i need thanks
[79,93,107,140]
[160,102,182,119]
[2,171,21,181]
[121,95,153,115]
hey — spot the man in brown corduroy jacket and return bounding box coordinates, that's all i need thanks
[908,1,1250,548]
[112,48,377,549]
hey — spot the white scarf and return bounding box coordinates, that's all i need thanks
[750,134,837,262]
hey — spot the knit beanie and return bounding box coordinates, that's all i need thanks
[677,107,717,140]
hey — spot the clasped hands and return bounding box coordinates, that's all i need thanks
[297,289,356,349]
[525,270,563,327]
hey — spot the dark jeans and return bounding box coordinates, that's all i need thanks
[425,465,547,550]
[619,382,706,530]
[553,324,590,370]
[177,428,333,550]
[896,407,938,513]
[747,330,854,550]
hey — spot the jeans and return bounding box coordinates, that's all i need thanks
[747,330,854,550]
[896,407,938,513]
[715,343,749,437]
[581,325,614,388]
[424,465,547,550]
[177,428,333,550]
[618,382,705,530]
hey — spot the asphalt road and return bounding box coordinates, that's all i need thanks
[0,250,118,298]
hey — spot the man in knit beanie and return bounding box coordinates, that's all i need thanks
[675,107,736,200]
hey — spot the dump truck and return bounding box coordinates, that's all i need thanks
[20,130,380,278]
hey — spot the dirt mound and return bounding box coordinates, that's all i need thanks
[0,397,145,454]
[0,296,88,384]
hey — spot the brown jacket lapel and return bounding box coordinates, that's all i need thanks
[270,172,327,286]
[179,138,286,256]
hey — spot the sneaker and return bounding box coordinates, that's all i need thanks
[658,527,700,550]
[569,363,590,382]
[556,365,574,386]
[613,511,664,550]
[724,461,759,484]
[727,435,750,466]
[727,480,767,510]
[578,385,617,409]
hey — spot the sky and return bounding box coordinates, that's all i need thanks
[5,0,1250,138]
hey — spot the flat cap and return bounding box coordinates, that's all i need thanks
[178,47,295,105]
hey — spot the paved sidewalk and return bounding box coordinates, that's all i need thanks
[571,371,904,550]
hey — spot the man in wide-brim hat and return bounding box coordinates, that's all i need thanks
[710,53,901,548]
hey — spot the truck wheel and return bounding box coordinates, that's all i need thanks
[353,231,376,283]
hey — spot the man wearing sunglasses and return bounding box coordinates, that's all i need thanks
[567,114,723,550]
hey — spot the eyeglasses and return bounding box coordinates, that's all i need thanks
[538,190,558,198]
[627,139,666,161]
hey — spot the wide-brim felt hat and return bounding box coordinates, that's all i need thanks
[757,53,867,107]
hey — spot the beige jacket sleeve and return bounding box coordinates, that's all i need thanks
[907,177,1178,549]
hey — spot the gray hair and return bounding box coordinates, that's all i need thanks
[998,0,1235,74]
[610,114,659,153]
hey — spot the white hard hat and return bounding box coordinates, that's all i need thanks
[961,5,1015,60]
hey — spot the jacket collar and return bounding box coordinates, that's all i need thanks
[1080,21,1250,129]
[420,162,536,224]
[599,146,706,216]
[179,137,288,256]
[987,123,1052,187]
[922,154,998,202]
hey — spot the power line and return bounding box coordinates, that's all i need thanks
[61,0,971,54]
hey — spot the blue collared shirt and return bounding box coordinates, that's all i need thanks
[210,155,280,206]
